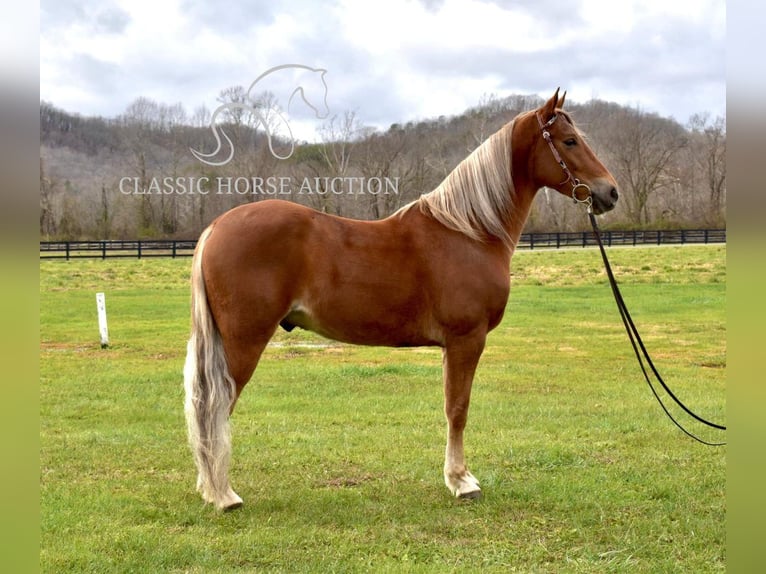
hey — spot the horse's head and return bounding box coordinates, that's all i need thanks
[526,89,619,215]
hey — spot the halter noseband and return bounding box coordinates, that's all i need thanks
[536,112,592,209]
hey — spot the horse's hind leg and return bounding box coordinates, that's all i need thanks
[184,331,243,511]
[225,335,274,411]
[442,331,486,499]
[184,327,272,511]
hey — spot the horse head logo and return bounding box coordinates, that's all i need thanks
[190,64,330,166]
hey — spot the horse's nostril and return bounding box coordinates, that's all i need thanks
[610,187,619,202]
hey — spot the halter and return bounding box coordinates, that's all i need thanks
[536,112,593,210]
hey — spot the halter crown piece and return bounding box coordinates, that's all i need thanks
[536,112,592,209]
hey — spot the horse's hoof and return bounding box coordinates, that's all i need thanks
[216,489,244,511]
[222,500,243,512]
[458,489,482,501]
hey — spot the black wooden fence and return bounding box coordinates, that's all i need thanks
[40,229,726,260]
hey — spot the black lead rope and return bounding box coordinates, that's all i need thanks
[587,209,726,447]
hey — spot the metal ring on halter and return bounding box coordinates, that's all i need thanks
[571,180,592,208]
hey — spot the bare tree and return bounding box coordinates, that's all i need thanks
[313,111,362,215]
[605,107,687,226]
[319,111,359,174]
[355,123,438,219]
[98,183,111,239]
[39,156,57,237]
[216,86,249,127]
[688,113,726,225]
[212,88,285,207]
[465,93,501,149]
[119,97,161,234]
[191,104,211,128]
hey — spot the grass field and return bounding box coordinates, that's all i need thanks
[40,245,726,573]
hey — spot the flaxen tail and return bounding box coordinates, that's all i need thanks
[183,226,242,509]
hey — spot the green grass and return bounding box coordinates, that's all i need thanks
[40,245,726,572]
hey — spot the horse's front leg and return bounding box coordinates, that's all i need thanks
[442,331,486,499]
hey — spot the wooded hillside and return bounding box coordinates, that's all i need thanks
[39,92,725,240]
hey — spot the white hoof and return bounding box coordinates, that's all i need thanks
[445,470,482,499]
[196,475,243,510]
[217,488,243,511]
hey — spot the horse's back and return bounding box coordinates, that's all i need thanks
[199,200,429,344]
[202,200,403,272]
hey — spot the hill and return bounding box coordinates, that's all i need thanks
[39,93,725,240]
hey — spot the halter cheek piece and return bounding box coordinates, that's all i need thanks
[536,112,592,210]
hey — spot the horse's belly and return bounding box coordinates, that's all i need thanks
[280,299,441,347]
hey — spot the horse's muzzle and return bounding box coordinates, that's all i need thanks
[590,181,619,215]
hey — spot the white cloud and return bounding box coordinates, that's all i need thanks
[39,0,726,128]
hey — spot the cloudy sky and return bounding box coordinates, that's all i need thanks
[40,0,725,140]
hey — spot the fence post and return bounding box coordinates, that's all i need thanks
[65,242,70,260]
[101,241,106,260]
[172,241,177,258]
[96,292,109,348]
[137,241,142,259]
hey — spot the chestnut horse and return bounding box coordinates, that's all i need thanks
[184,89,619,510]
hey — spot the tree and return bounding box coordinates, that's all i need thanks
[119,97,160,235]
[354,123,443,219]
[98,183,111,239]
[355,127,408,218]
[688,113,726,225]
[465,93,501,149]
[315,110,362,215]
[605,107,687,226]
[158,102,188,234]
[40,156,57,237]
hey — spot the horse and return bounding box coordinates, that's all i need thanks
[190,64,329,165]
[183,89,620,510]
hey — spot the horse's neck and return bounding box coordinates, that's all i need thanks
[505,117,542,250]
[506,188,537,252]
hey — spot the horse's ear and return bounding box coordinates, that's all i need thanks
[557,90,567,109]
[541,88,560,121]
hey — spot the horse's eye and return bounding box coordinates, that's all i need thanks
[563,138,577,148]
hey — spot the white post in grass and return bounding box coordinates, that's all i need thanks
[96,292,109,348]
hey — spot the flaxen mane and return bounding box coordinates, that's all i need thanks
[416,120,515,248]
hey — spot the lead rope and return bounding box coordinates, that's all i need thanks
[586,207,726,446]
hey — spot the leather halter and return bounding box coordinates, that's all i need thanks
[536,112,592,208]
